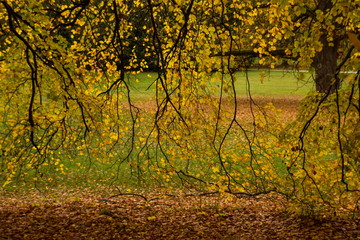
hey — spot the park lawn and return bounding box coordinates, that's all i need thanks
[126,70,314,101]
[233,70,313,96]
[4,69,352,192]
[1,70,313,191]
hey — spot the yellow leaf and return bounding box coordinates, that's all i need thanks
[347,32,360,51]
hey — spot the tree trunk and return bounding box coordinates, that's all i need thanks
[313,36,339,94]
[312,0,339,94]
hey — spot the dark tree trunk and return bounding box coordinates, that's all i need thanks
[313,36,339,94]
[312,0,339,94]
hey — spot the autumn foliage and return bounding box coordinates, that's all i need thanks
[0,0,359,216]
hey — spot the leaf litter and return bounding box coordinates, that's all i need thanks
[0,189,359,239]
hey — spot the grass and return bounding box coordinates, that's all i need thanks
[3,69,356,193]
[1,70,313,192]
[233,70,314,96]
[125,70,315,101]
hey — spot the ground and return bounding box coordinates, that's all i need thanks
[0,189,359,240]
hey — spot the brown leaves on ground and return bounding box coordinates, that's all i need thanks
[0,190,359,240]
[134,96,302,123]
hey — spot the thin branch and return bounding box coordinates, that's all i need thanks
[212,49,296,59]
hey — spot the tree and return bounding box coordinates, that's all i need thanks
[0,0,359,214]
[214,0,359,93]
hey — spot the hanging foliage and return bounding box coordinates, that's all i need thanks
[0,0,359,215]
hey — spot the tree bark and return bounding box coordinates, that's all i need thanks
[312,0,339,94]
[312,35,339,94]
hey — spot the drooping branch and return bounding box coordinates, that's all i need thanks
[49,0,90,32]
[211,49,297,59]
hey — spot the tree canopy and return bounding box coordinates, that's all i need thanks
[0,0,359,215]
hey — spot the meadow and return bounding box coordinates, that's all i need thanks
[127,70,314,100]
[1,70,316,194]
[0,70,314,192]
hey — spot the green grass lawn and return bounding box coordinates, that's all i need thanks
[125,70,315,101]
[233,70,314,96]
[2,69,355,193]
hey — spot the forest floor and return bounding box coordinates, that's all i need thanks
[0,189,359,240]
